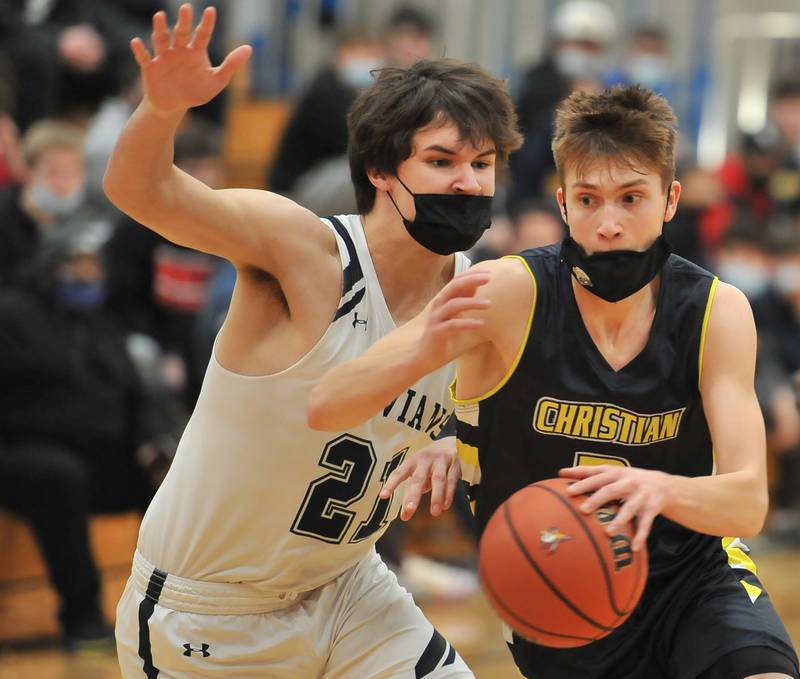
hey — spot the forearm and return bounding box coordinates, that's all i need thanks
[103,99,184,219]
[308,341,432,431]
[662,469,768,537]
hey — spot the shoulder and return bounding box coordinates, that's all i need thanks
[667,253,715,281]
[513,243,562,282]
[700,282,757,386]
[228,188,339,257]
[708,281,754,331]
[469,257,536,326]
[471,255,535,291]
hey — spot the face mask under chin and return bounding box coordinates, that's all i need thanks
[30,183,85,217]
[560,235,672,303]
[559,186,674,302]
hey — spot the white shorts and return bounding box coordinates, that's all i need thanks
[116,549,474,678]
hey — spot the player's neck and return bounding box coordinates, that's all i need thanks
[362,208,455,324]
[572,276,660,342]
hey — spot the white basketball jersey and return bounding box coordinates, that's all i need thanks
[137,214,469,594]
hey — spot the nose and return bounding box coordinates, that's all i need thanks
[452,165,482,194]
[596,204,623,240]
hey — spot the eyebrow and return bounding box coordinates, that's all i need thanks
[572,178,650,190]
[422,144,497,157]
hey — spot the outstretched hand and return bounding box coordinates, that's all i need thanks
[380,437,462,521]
[130,4,252,116]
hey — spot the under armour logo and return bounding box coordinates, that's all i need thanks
[352,312,368,329]
[183,643,211,657]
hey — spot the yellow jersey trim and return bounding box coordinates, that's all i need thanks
[456,440,480,470]
[698,276,719,388]
[722,536,758,576]
[740,579,763,603]
[449,255,537,405]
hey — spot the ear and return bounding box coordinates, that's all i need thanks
[664,180,682,222]
[366,167,392,192]
[556,187,568,223]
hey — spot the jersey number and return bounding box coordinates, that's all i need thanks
[290,434,408,544]
[573,452,630,467]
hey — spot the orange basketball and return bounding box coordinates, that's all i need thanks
[478,477,648,648]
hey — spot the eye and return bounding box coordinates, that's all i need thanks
[622,193,641,204]
[430,158,451,168]
[473,160,491,170]
[578,194,593,207]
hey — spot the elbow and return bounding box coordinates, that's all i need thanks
[102,164,127,211]
[102,167,119,206]
[102,160,158,215]
[739,488,770,538]
[306,388,337,431]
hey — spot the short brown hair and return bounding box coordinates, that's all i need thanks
[23,119,84,167]
[552,85,677,191]
[347,58,522,214]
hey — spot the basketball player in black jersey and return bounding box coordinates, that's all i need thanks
[310,85,800,679]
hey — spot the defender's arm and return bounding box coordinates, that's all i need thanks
[307,269,494,431]
[103,5,336,280]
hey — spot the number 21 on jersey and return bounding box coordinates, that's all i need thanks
[290,434,409,544]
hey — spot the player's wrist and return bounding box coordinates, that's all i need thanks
[140,96,188,121]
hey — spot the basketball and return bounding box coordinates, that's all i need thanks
[478,477,648,648]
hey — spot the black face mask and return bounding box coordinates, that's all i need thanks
[387,177,492,255]
[560,235,672,302]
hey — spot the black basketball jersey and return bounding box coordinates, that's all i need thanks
[455,242,726,578]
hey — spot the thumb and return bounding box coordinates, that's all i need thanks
[214,44,252,83]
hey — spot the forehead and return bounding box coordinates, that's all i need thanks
[410,118,492,154]
[566,156,661,188]
[34,145,83,167]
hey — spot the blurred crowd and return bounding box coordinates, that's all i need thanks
[0,0,799,650]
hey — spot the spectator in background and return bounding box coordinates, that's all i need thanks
[663,164,723,268]
[767,79,800,218]
[707,81,800,252]
[750,231,800,545]
[104,118,222,406]
[509,0,615,213]
[194,256,237,385]
[83,59,142,200]
[470,199,565,263]
[712,218,774,304]
[0,75,27,188]
[605,25,679,111]
[0,118,111,286]
[512,199,566,251]
[383,4,436,68]
[267,26,385,215]
[0,224,173,650]
[772,78,800,172]
[0,0,59,131]
[603,25,707,151]
[708,127,784,252]
[14,0,145,118]
[712,223,800,540]
[752,230,800,382]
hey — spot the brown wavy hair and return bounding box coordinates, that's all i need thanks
[552,85,677,191]
[348,58,522,214]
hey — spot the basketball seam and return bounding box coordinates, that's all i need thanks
[602,542,647,637]
[503,500,615,632]
[478,559,597,644]
[536,483,632,617]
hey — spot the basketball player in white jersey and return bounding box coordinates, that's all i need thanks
[105,5,522,678]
